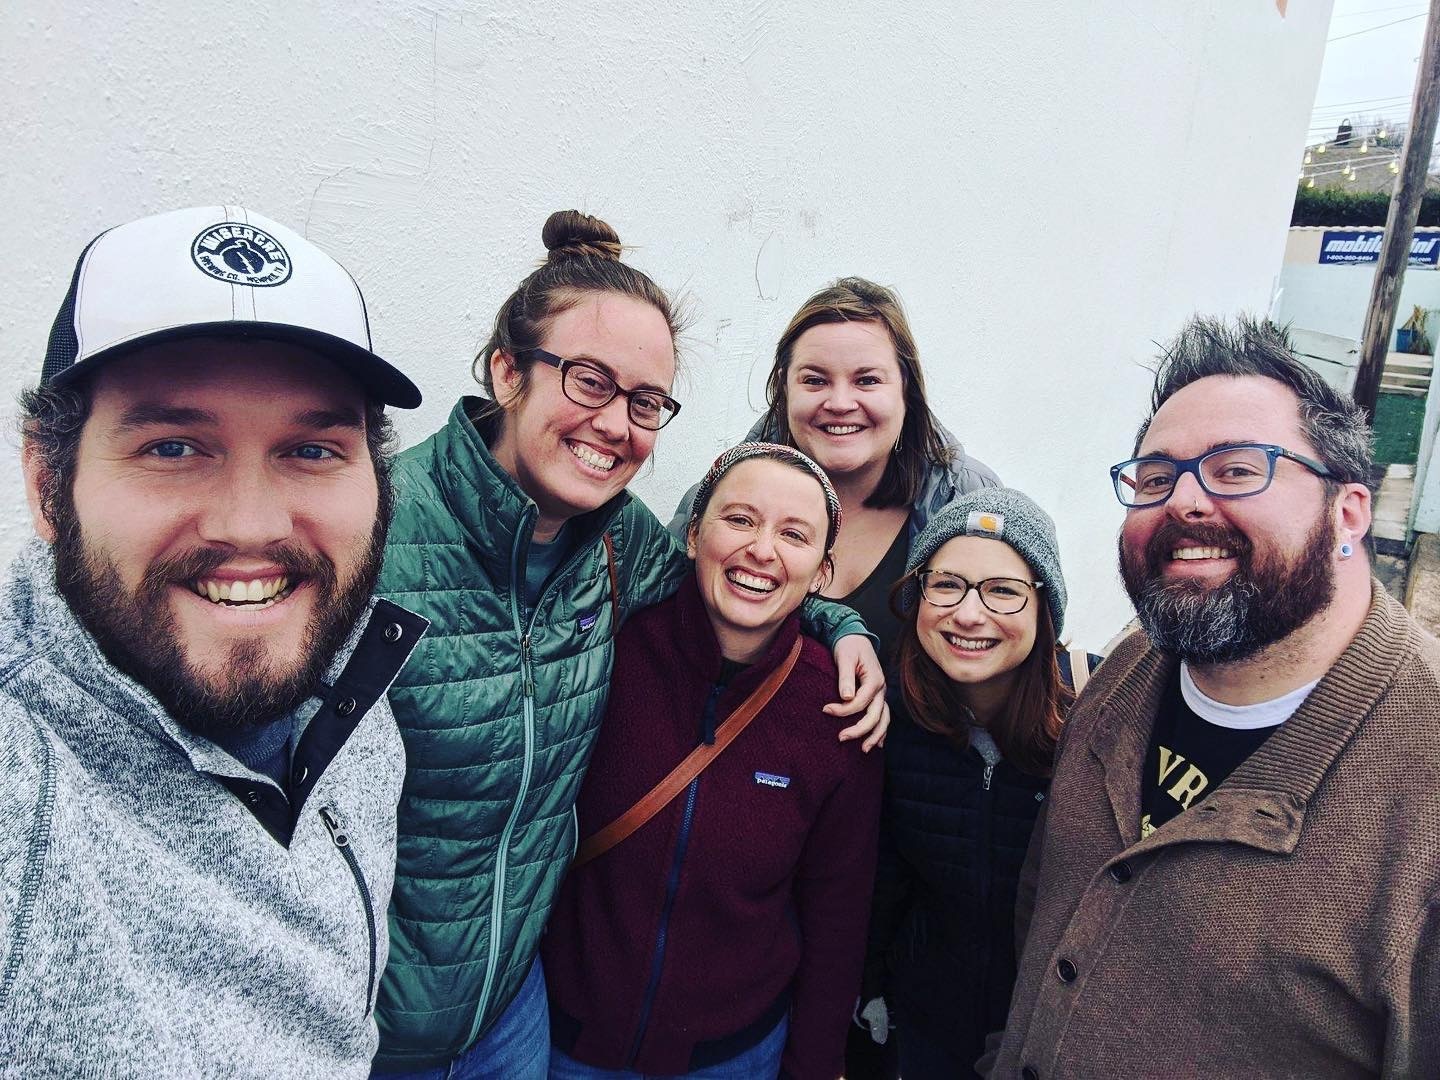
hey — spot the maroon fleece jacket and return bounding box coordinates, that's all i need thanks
[541,576,883,1079]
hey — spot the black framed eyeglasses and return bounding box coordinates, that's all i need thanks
[914,571,1043,615]
[1110,443,1332,508]
[528,348,681,431]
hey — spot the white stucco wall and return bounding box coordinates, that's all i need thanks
[1,1,1333,652]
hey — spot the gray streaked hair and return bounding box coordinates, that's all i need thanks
[1134,314,1374,491]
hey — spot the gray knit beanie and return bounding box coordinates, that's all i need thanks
[900,487,1067,636]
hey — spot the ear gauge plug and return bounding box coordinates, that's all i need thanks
[1339,542,1354,559]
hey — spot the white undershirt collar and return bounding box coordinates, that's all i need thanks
[1178,663,1320,730]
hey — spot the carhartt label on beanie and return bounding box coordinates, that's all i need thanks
[967,511,1005,539]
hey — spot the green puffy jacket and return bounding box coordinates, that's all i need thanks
[373,399,866,1069]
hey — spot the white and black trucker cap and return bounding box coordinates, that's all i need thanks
[41,205,422,408]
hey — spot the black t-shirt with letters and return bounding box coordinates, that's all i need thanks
[1140,670,1278,838]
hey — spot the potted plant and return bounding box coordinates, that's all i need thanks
[1398,306,1432,354]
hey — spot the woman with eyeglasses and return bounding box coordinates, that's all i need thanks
[861,488,1097,1079]
[369,212,888,1080]
[543,443,883,1080]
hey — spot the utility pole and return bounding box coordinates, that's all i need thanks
[1353,1,1440,423]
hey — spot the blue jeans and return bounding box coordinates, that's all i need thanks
[547,1014,787,1079]
[372,957,549,1080]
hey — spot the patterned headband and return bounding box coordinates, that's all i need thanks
[688,442,843,552]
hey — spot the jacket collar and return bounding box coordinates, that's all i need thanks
[1,539,424,798]
[429,397,630,584]
[1089,579,1413,857]
[671,572,804,697]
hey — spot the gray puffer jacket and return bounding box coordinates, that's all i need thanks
[0,541,425,1080]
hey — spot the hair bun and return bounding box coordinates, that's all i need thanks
[542,210,623,261]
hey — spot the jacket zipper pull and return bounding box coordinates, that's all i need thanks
[522,633,535,698]
[982,762,994,791]
[320,805,349,846]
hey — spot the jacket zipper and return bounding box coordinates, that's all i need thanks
[320,805,378,1014]
[627,681,721,1065]
[472,512,606,1036]
[473,523,542,1035]
[977,753,996,1011]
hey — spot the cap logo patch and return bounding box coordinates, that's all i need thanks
[191,222,292,287]
[967,510,1004,538]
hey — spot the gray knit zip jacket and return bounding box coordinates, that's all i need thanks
[0,541,425,1079]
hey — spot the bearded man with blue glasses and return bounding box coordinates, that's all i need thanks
[985,316,1440,1079]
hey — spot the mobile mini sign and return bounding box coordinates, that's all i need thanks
[1319,230,1440,268]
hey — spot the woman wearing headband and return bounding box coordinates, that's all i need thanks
[371,216,888,1079]
[671,277,1000,1078]
[543,443,884,1080]
[861,488,1097,1078]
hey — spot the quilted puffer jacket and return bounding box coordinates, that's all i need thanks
[861,651,1096,1071]
[372,398,866,1071]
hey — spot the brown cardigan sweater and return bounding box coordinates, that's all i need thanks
[987,582,1440,1080]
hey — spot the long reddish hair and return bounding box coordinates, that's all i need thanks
[890,578,1072,777]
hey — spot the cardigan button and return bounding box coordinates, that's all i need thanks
[384,622,403,642]
[1109,860,1133,883]
[336,697,357,717]
[1056,957,1078,983]
[1022,1067,1040,1080]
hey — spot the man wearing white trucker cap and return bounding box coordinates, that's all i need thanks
[0,206,427,1078]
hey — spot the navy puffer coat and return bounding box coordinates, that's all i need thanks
[861,650,1095,1071]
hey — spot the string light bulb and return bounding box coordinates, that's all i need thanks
[1316,144,1326,154]
[1306,177,1316,188]
[1304,152,1313,164]
[1360,139,1369,153]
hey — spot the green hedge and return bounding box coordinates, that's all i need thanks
[1292,186,1440,227]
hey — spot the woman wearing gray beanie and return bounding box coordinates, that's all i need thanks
[858,487,1097,1079]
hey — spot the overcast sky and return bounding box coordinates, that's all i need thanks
[1309,0,1430,142]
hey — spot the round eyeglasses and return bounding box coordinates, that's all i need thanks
[914,570,1043,615]
[528,348,681,431]
[1110,443,1332,508]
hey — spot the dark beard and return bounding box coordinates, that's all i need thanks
[51,505,387,740]
[1118,511,1336,665]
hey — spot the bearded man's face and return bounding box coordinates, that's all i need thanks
[1118,376,1341,665]
[37,340,387,737]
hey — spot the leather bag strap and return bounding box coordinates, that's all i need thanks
[572,635,804,869]
[601,532,620,615]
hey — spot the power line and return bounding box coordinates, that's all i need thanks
[1311,94,1412,110]
[1331,3,1428,19]
[1327,11,1428,42]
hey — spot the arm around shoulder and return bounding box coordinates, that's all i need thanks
[612,496,694,624]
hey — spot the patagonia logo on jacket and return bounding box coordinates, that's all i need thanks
[578,612,599,633]
[754,771,791,789]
